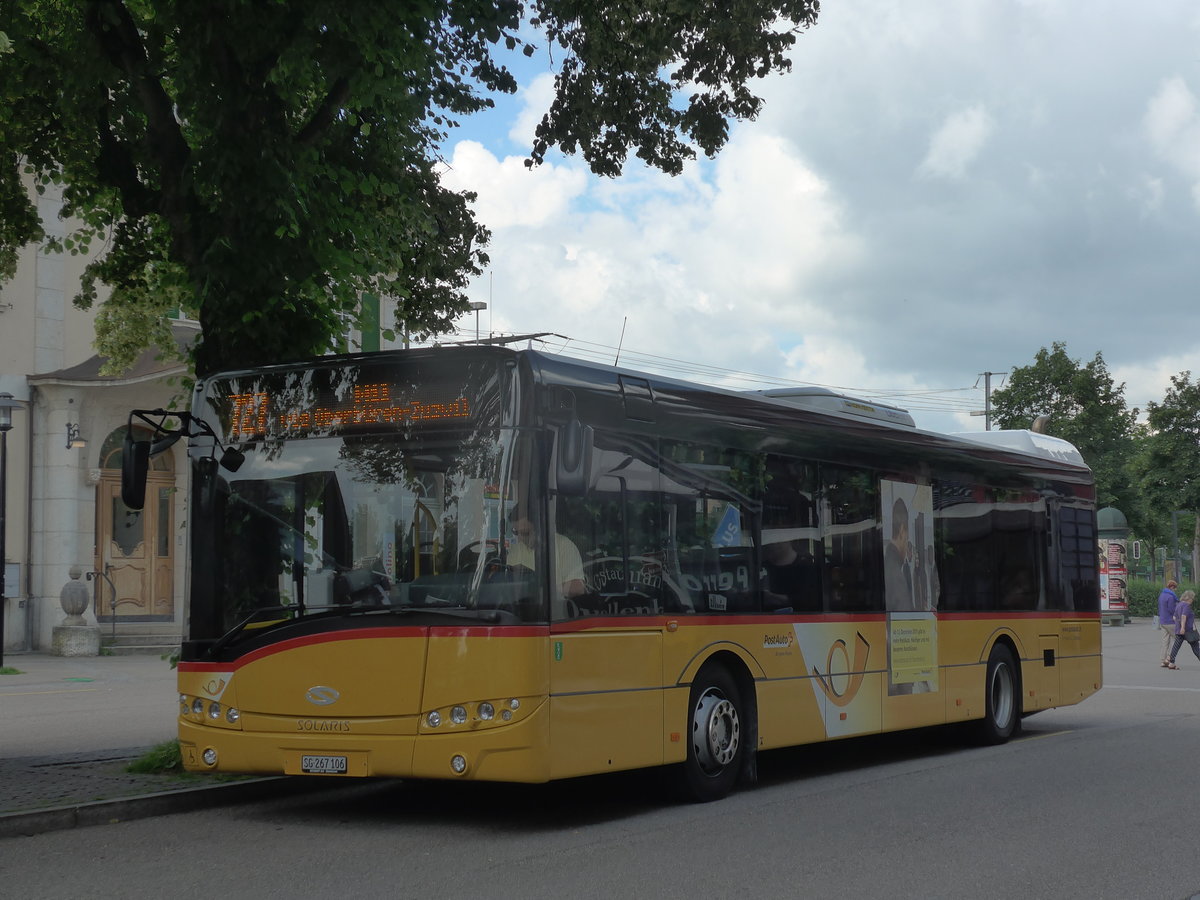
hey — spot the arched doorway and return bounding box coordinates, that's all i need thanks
[94,428,176,622]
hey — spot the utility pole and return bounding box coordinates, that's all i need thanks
[971,372,1005,431]
[983,371,993,431]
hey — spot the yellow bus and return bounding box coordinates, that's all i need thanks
[123,346,1101,801]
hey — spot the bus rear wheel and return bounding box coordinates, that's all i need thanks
[976,643,1019,744]
[678,666,745,802]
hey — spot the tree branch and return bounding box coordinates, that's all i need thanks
[95,97,157,218]
[84,1,190,197]
[296,76,351,146]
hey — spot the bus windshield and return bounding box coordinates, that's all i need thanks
[187,354,542,643]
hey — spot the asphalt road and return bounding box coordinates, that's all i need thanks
[2,622,1196,900]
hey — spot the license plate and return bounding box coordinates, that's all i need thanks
[301,754,348,774]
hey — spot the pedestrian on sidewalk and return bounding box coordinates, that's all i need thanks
[1158,579,1179,667]
[1166,590,1199,670]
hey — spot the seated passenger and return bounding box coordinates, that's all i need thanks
[762,541,820,611]
[507,507,586,600]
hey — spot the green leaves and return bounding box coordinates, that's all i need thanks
[1,0,821,375]
[991,341,1138,513]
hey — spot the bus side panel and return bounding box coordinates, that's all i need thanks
[942,662,983,723]
[664,622,827,755]
[549,628,664,779]
[1029,631,1062,710]
[1056,617,1103,705]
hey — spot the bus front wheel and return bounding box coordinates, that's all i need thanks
[678,666,745,802]
[976,643,1020,744]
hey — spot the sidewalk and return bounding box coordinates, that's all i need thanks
[0,651,330,838]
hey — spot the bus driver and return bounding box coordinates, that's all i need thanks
[507,506,586,601]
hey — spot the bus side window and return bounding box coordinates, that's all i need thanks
[554,434,666,618]
[1055,504,1098,611]
[661,441,761,614]
[761,456,821,613]
[820,465,882,612]
[995,502,1044,610]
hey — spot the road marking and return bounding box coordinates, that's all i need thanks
[1104,683,1200,694]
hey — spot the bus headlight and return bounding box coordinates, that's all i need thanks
[450,755,467,774]
[208,702,221,720]
[426,711,442,728]
[225,707,240,724]
[478,702,494,721]
[451,705,468,725]
[202,748,218,766]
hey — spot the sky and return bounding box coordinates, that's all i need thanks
[435,0,1200,435]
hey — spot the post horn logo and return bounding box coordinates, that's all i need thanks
[812,633,870,708]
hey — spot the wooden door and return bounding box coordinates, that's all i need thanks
[95,474,175,621]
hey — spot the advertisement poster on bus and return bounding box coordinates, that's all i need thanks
[1099,538,1128,611]
[881,480,938,695]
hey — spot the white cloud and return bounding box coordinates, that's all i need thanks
[440,140,586,228]
[445,127,860,385]
[917,105,996,181]
[439,0,1200,436]
[508,72,556,146]
[1144,77,1200,208]
[1113,353,1195,422]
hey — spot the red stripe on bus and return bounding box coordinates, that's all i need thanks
[936,611,1101,621]
[179,626,428,671]
[178,624,548,672]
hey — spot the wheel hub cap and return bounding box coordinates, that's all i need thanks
[692,689,740,775]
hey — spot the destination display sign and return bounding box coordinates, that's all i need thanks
[221,380,473,441]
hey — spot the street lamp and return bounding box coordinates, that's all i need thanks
[65,422,86,450]
[468,301,487,343]
[0,391,18,668]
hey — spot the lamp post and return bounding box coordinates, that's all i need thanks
[468,301,487,343]
[0,391,18,667]
[1172,510,1183,583]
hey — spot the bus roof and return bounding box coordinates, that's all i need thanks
[754,387,916,428]
[947,430,1087,467]
[204,345,1089,475]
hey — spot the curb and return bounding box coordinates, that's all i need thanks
[0,775,349,839]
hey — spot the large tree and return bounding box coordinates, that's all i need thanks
[0,1,820,374]
[990,342,1139,515]
[1131,372,1200,578]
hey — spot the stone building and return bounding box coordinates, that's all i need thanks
[1,182,192,655]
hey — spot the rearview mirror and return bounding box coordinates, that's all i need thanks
[555,418,593,496]
[121,433,150,510]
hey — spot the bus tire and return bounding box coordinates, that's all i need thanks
[678,666,745,802]
[976,643,1020,744]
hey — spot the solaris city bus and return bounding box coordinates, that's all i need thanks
[121,345,1101,801]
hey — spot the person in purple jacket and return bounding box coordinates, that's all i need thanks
[1159,580,1180,667]
[1166,590,1199,669]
